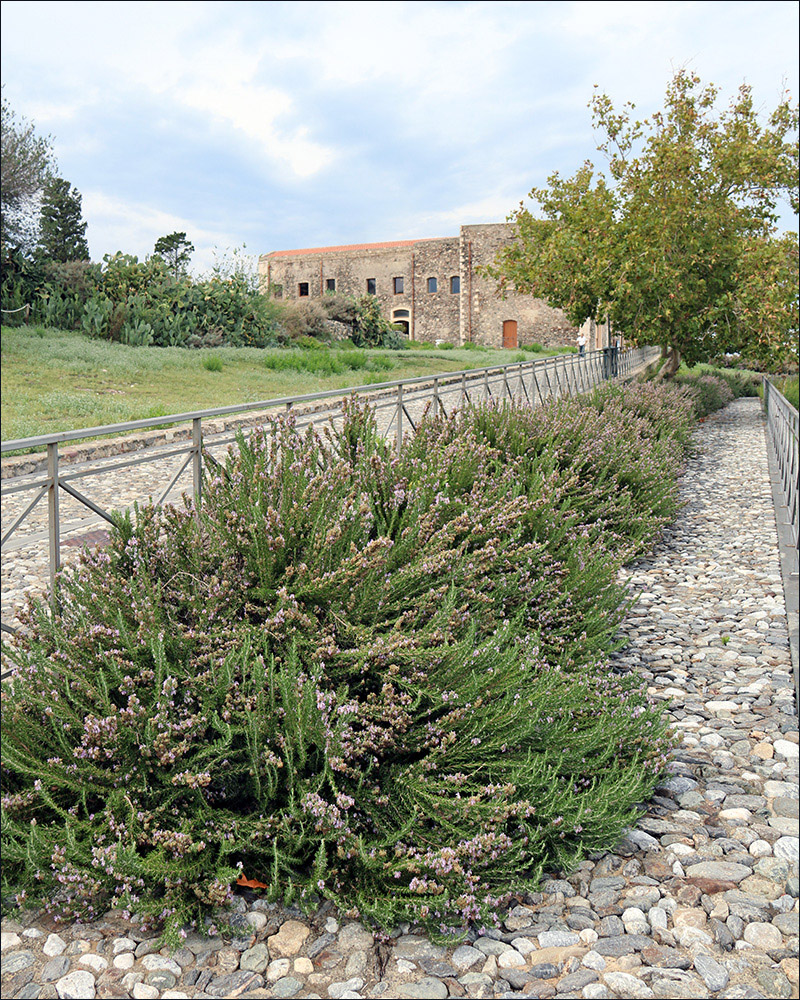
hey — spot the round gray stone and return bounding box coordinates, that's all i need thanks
[272,976,303,998]
[684,861,752,883]
[403,978,448,999]
[42,957,72,982]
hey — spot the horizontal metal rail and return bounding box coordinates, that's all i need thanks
[763,377,799,569]
[1,345,660,632]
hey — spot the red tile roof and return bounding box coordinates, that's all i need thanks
[265,238,443,258]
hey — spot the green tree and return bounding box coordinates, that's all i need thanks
[37,177,89,262]
[489,71,799,372]
[1,95,55,249]
[153,231,194,278]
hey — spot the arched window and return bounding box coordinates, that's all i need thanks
[427,277,437,293]
[450,276,460,293]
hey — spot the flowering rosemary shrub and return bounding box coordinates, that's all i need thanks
[2,387,693,941]
[673,372,735,417]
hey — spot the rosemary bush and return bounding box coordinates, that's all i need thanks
[2,387,695,941]
[673,373,734,417]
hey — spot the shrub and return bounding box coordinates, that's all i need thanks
[263,348,394,377]
[279,300,330,341]
[10,251,282,349]
[673,372,734,417]
[203,354,224,373]
[775,376,799,409]
[295,335,327,350]
[1,394,685,942]
[692,365,761,398]
[381,327,409,351]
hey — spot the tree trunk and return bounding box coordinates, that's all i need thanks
[654,346,681,380]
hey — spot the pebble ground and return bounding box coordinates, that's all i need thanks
[1,397,798,1000]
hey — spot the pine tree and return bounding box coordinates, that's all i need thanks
[37,177,89,262]
[153,231,194,278]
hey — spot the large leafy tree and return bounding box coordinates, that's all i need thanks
[1,95,55,250]
[37,177,89,262]
[489,72,799,372]
[153,231,194,278]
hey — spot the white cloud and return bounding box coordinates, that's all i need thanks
[417,192,522,234]
[81,191,237,275]
[3,2,336,179]
[177,79,334,178]
[2,0,796,258]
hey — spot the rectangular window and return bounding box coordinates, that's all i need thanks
[393,276,404,294]
[298,282,309,297]
[427,277,437,293]
[366,278,376,294]
[450,276,460,294]
[326,278,336,292]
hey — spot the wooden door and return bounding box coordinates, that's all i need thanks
[502,320,518,349]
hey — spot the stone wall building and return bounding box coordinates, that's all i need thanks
[259,223,609,350]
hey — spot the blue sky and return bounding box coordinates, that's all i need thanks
[2,1,798,275]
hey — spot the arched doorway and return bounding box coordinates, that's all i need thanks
[502,320,518,349]
[393,309,410,338]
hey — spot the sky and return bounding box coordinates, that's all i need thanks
[2,0,798,276]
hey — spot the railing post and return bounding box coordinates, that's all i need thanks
[603,346,619,381]
[484,369,490,400]
[396,382,404,450]
[433,377,440,416]
[47,442,60,611]
[192,417,203,507]
[461,373,467,408]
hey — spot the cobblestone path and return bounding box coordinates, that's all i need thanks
[1,397,798,1000]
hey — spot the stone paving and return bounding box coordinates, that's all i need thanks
[1,397,798,1000]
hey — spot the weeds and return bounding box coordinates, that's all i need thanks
[202,354,224,373]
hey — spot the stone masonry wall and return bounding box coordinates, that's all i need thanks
[459,224,583,349]
[259,225,594,348]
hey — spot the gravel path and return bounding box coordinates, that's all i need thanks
[1,397,798,1000]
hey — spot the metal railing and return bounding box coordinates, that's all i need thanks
[1,345,660,631]
[763,377,799,570]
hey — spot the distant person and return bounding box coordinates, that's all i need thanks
[577,333,587,357]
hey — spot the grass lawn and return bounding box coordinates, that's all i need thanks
[1,325,572,443]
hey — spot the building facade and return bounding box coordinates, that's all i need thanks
[259,223,609,349]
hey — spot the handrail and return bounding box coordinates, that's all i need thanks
[1,347,651,454]
[1,345,661,631]
[763,376,799,563]
[762,375,799,690]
